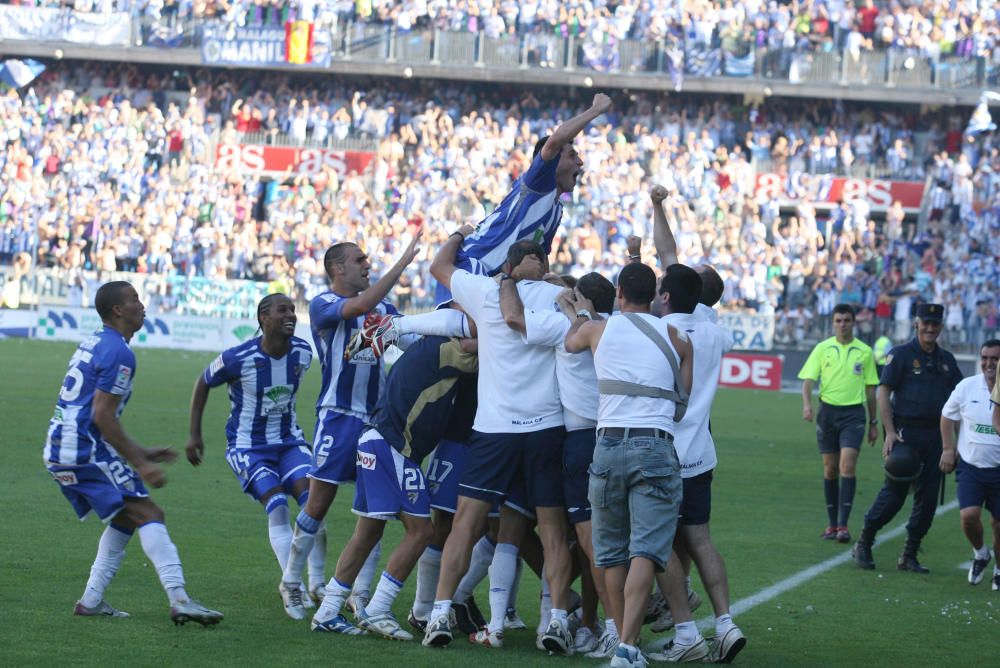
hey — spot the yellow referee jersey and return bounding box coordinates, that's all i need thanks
[798,337,879,406]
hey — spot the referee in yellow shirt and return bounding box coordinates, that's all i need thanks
[799,304,880,543]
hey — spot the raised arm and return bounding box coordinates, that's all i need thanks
[539,93,613,161]
[185,375,212,466]
[430,223,476,291]
[341,230,423,320]
[499,254,544,334]
[565,318,606,354]
[650,185,679,269]
[668,325,694,396]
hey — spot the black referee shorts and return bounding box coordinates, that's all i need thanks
[816,402,866,454]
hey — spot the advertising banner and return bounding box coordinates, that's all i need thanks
[719,353,783,391]
[214,144,376,177]
[717,311,775,351]
[755,172,925,212]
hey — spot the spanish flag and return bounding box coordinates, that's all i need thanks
[285,21,314,65]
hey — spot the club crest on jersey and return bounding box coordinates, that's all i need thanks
[51,470,77,486]
[357,451,377,470]
[261,385,293,415]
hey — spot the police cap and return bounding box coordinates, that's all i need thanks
[915,303,944,322]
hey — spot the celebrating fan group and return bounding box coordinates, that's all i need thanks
[42,93,1000,667]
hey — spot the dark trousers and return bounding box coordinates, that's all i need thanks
[863,425,942,543]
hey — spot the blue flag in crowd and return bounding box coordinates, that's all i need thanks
[724,51,755,77]
[0,59,46,89]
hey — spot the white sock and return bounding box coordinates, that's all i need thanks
[431,599,452,621]
[974,545,990,560]
[137,522,188,605]
[353,540,381,600]
[394,309,470,337]
[81,525,132,608]
[308,524,327,590]
[487,543,519,633]
[605,618,618,636]
[366,571,404,617]
[550,607,568,629]
[537,564,552,634]
[716,613,736,637]
[454,536,495,602]
[266,494,292,571]
[412,546,442,619]
[507,557,523,610]
[283,510,321,586]
[315,577,351,623]
[675,620,700,645]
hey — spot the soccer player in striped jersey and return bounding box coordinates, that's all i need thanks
[311,334,478,638]
[45,281,222,626]
[186,293,318,620]
[433,93,612,306]
[281,233,423,613]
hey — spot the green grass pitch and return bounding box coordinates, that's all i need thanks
[1,338,997,667]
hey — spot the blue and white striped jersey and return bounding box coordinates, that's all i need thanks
[436,152,562,304]
[309,292,399,419]
[45,326,135,467]
[203,336,312,449]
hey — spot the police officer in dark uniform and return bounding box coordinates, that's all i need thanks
[852,303,964,572]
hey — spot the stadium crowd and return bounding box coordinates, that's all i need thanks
[1,61,998,348]
[5,0,998,61]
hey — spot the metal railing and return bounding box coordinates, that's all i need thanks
[4,10,996,92]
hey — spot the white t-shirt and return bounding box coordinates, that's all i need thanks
[451,270,564,433]
[695,302,719,323]
[523,309,602,430]
[663,310,734,477]
[942,375,1000,469]
[594,313,681,433]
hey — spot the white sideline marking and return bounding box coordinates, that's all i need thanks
[701,499,959,627]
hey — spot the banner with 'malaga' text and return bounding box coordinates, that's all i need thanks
[201,24,331,67]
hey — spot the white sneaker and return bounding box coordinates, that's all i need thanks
[574,625,599,653]
[345,593,369,621]
[540,618,574,655]
[422,613,453,647]
[74,600,129,617]
[170,599,224,626]
[279,582,307,620]
[651,589,704,633]
[308,581,325,605]
[358,611,413,641]
[610,644,648,667]
[647,637,709,663]
[586,630,620,659]
[710,626,747,664]
[504,606,527,630]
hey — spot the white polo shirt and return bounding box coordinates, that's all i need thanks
[523,309,606,431]
[942,374,1000,469]
[451,270,564,433]
[663,310,734,477]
